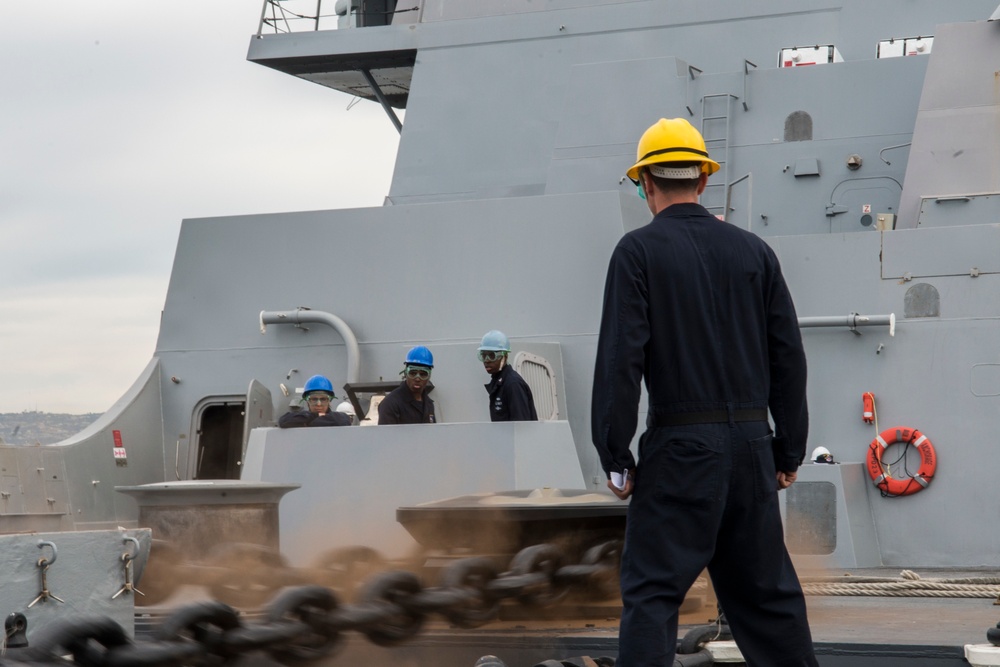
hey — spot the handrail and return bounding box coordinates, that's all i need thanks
[257,0,335,36]
[799,313,895,336]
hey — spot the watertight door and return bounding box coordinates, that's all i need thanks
[241,380,273,468]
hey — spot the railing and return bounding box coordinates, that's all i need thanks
[257,0,421,35]
[257,0,341,35]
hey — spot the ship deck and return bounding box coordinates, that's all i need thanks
[327,587,999,667]
[803,586,998,666]
[142,568,1000,667]
[330,596,1000,667]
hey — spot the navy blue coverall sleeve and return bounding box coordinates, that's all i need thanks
[763,251,809,472]
[377,399,400,425]
[591,243,648,476]
[278,410,351,428]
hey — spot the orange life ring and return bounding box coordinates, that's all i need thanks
[866,426,936,497]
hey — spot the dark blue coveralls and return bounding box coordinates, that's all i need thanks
[485,364,538,421]
[278,407,352,428]
[591,202,817,667]
[378,381,436,424]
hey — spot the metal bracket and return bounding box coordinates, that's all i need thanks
[112,537,145,599]
[742,60,757,111]
[685,65,703,116]
[848,313,863,336]
[361,69,403,134]
[28,541,65,607]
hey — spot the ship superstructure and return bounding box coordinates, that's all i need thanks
[4,2,1000,660]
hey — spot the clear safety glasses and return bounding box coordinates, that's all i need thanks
[404,366,430,379]
[478,350,506,362]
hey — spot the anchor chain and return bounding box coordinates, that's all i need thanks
[1,539,622,667]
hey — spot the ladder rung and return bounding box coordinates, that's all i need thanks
[702,94,730,196]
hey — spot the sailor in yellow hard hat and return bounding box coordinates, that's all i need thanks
[626,117,720,210]
[626,117,720,183]
[592,118,817,666]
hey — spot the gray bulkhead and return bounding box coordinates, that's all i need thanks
[246,0,1000,566]
[6,1,999,570]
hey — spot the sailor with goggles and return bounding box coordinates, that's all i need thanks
[478,330,537,422]
[377,346,437,425]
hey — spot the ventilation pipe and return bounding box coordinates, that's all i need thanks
[798,313,895,336]
[259,309,361,384]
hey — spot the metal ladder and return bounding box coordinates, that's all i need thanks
[700,93,737,219]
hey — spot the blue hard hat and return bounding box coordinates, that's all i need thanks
[478,330,510,352]
[303,374,334,396]
[405,346,434,368]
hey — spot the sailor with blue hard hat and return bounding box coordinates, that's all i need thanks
[477,330,537,422]
[304,374,335,396]
[377,346,437,424]
[405,345,434,368]
[278,374,352,428]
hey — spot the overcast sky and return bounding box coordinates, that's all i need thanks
[1,2,401,413]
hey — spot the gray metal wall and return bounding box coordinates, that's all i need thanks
[241,0,1000,566]
[242,421,587,563]
[18,0,1000,569]
[153,192,640,490]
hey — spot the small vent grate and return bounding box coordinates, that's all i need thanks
[512,352,559,421]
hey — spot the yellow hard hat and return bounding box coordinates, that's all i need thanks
[626,118,721,182]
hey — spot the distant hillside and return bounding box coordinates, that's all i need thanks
[0,412,101,446]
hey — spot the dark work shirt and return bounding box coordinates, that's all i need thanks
[485,364,538,422]
[278,409,351,428]
[378,381,436,424]
[591,202,808,475]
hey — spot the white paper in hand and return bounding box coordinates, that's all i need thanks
[610,469,629,491]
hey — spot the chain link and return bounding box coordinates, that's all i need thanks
[2,539,622,667]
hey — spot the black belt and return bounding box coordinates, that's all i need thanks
[648,408,768,428]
